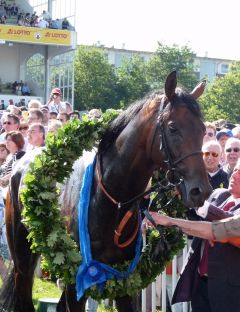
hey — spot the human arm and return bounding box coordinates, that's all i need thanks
[149,212,214,241]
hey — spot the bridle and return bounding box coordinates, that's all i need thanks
[158,96,203,185]
[96,95,203,248]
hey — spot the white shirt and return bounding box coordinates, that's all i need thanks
[38,19,49,28]
[48,101,66,114]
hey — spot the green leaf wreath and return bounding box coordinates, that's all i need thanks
[20,110,186,300]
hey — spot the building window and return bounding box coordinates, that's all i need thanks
[26,53,45,90]
[220,63,229,74]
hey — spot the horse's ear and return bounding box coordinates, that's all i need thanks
[165,70,177,101]
[191,80,207,99]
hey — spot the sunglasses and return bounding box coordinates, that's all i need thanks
[206,132,214,137]
[19,126,29,130]
[203,151,219,157]
[3,121,13,125]
[226,148,240,153]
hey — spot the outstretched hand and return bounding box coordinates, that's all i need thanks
[148,211,172,226]
[142,212,172,233]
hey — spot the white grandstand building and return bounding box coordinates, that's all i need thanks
[0,0,77,108]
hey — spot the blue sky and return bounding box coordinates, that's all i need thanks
[76,0,240,60]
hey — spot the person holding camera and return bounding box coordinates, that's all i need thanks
[47,88,68,114]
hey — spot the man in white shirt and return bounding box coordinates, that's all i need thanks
[37,19,49,28]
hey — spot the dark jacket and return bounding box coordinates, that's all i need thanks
[208,168,229,190]
[172,188,240,312]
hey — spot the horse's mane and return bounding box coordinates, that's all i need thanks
[98,88,202,154]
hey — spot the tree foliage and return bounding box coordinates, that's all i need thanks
[115,55,150,106]
[200,68,240,123]
[74,43,199,111]
[147,43,198,91]
[74,46,119,111]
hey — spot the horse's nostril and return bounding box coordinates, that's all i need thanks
[190,187,201,197]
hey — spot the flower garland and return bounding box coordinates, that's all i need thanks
[20,110,186,300]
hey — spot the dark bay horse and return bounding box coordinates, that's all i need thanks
[1,71,211,312]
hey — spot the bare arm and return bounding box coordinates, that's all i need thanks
[149,212,215,241]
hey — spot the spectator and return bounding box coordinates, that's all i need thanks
[65,102,73,114]
[19,121,28,138]
[8,99,14,106]
[0,131,25,190]
[69,110,80,120]
[40,10,51,21]
[12,81,18,94]
[28,99,42,110]
[223,137,240,178]
[7,106,22,119]
[21,83,30,96]
[0,143,9,166]
[57,112,69,125]
[48,120,62,134]
[50,18,61,29]
[0,100,4,110]
[150,159,240,312]
[88,109,102,121]
[47,88,67,113]
[62,17,69,30]
[232,126,240,140]
[216,128,233,150]
[27,123,45,149]
[49,112,57,120]
[0,113,20,142]
[37,18,49,28]
[202,140,229,189]
[40,105,50,127]
[203,122,216,144]
[0,15,6,24]
[28,109,43,125]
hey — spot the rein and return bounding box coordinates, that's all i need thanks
[96,154,178,248]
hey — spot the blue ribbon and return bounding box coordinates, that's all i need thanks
[76,158,142,300]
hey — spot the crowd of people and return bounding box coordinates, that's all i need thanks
[0,87,101,278]
[0,1,71,30]
[148,120,240,311]
[11,80,30,96]
[0,83,240,311]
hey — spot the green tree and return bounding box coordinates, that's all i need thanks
[115,55,150,106]
[74,46,119,111]
[147,42,198,91]
[200,69,240,123]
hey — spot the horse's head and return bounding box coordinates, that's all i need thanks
[151,71,212,207]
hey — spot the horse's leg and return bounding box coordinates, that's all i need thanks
[116,295,136,312]
[56,285,87,312]
[2,191,38,312]
[13,226,39,312]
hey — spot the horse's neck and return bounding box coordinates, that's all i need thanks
[101,122,156,199]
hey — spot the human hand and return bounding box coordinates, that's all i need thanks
[148,211,172,227]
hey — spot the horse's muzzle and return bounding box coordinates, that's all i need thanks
[178,181,212,208]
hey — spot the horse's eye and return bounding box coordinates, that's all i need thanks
[168,124,178,134]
